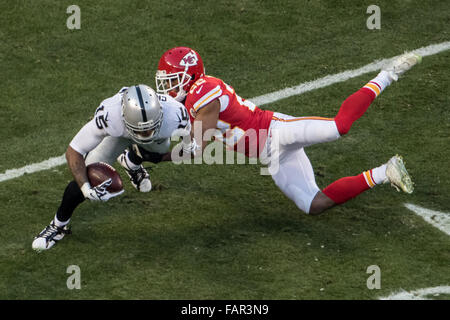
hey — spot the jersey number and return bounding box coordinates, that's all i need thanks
[94,105,109,129]
[218,83,256,146]
[178,107,189,129]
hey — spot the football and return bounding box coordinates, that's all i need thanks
[86,162,123,193]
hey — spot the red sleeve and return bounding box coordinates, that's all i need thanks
[185,76,224,119]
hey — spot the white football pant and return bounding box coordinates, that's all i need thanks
[264,112,341,213]
[85,136,171,166]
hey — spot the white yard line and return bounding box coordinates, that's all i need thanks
[382,202,450,299]
[379,285,450,300]
[253,41,450,106]
[1,40,450,183]
[404,203,450,236]
[0,155,66,183]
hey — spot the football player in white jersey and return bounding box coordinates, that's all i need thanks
[32,85,192,251]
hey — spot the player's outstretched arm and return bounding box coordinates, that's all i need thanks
[192,99,221,154]
[156,100,221,163]
[66,145,121,201]
[66,145,89,189]
[166,99,221,162]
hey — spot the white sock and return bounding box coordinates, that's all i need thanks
[54,215,70,227]
[363,71,392,97]
[372,164,388,185]
[372,70,392,91]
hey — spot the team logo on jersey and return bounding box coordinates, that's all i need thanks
[180,51,198,67]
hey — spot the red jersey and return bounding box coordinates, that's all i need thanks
[184,76,274,158]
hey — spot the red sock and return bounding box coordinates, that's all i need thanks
[322,171,376,204]
[334,88,376,135]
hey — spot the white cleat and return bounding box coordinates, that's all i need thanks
[383,52,422,82]
[32,220,71,252]
[385,155,414,194]
[117,151,152,192]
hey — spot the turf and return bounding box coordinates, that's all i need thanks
[0,0,449,299]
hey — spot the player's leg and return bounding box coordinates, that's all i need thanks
[117,146,152,192]
[141,138,171,154]
[85,136,132,166]
[270,147,322,213]
[117,138,171,192]
[271,113,341,149]
[57,136,130,218]
[274,52,422,148]
[310,155,414,214]
[334,52,421,135]
[271,78,378,149]
[32,179,82,251]
[270,142,413,215]
[308,169,382,215]
[32,137,131,251]
[306,54,421,214]
[56,136,130,223]
[120,138,171,165]
[273,73,394,149]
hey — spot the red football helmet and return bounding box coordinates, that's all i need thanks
[155,47,205,102]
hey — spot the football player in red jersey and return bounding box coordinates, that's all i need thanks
[124,47,420,214]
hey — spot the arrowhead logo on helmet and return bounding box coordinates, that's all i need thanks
[180,51,198,67]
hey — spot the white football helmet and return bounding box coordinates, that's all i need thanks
[121,85,163,144]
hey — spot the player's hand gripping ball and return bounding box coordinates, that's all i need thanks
[86,162,123,193]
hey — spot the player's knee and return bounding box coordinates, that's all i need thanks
[295,199,323,215]
[287,188,311,214]
[284,184,324,215]
[334,117,351,136]
[308,203,326,215]
[308,192,336,215]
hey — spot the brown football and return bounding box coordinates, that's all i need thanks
[86,162,123,193]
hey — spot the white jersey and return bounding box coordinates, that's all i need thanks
[70,87,190,156]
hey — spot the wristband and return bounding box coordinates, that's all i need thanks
[80,182,92,197]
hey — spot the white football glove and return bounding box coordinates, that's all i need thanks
[182,137,200,157]
[80,179,124,202]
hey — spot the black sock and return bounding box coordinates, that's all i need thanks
[136,146,164,164]
[55,181,85,223]
[128,148,144,165]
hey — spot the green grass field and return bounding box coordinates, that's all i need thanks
[0,0,449,300]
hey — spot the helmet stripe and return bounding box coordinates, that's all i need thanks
[135,85,148,122]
